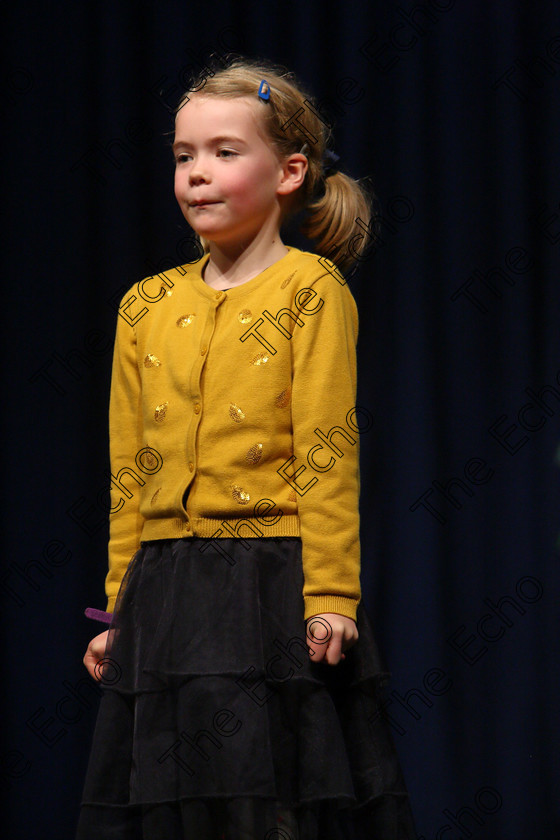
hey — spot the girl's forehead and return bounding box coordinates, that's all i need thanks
[174,95,274,150]
[175,95,260,128]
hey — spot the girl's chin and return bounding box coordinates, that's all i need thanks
[186,218,225,236]
[187,224,238,248]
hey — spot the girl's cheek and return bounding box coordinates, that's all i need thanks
[174,177,184,201]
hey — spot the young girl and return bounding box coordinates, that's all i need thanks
[77,57,416,840]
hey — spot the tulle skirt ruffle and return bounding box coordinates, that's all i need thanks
[76,537,415,839]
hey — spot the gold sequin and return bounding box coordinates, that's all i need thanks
[144,354,161,368]
[140,449,158,469]
[166,290,173,296]
[151,488,161,505]
[177,314,195,327]
[250,352,269,365]
[246,443,263,464]
[274,387,291,408]
[288,489,297,502]
[238,309,252,324]
[154,402,168,422]
[280,271,296,289]
[231,484,250,504]
[229,404,245,422]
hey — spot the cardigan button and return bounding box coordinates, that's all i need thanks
[193,403,201,414]
[200,346,207,355]
[188,462,194,472]
[214,291,223,300]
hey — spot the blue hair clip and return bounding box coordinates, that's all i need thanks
[322,148,340,177]
[258,79,270,101]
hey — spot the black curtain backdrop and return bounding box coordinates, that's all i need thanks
[2,1,559,838]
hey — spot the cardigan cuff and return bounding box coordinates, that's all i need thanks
[303,595,360,622]
[84,607,113,625]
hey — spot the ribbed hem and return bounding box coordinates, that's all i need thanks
[141,514,301,541]
[303,595,360,622]
[106,522,303,612]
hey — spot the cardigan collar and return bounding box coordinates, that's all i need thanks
[187,246,299,300]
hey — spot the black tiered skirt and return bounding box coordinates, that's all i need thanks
[76,537,416,839]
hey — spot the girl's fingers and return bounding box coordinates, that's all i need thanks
[325,633,343,665]
[306,616,331,662]
[306,638,327,662]
[83,630,110,681]
[83,649,101,681]
[342,625,359,651]
[306,614,359,665]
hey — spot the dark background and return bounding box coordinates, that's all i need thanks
[2,1,559,837]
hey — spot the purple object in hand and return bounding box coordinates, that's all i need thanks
[84,607,113,625]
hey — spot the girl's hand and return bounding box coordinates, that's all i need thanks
[83,630,110,681]
[306,613,359,665]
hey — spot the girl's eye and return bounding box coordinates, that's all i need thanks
[218,149,237,158]
[175,153,191,164]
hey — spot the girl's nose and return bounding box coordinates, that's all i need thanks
[189,158,210,184]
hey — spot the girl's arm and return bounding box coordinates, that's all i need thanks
[290,263,362,628]
[83,295,144,678]
[104,294,145,613]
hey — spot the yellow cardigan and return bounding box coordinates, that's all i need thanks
[105,246,362,621]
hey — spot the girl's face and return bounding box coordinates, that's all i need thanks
[173,95,290,249]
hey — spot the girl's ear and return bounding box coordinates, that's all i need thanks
[277,153,308,196]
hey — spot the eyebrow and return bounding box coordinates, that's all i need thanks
[172,135,248,153]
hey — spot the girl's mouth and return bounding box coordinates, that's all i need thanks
[190,200,220,207]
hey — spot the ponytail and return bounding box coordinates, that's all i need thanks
[300,170,373,273]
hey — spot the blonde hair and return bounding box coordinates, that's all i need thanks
[174,56,375,274]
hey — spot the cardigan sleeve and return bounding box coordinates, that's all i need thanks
[289,266,361,622]
[104,303,145,613]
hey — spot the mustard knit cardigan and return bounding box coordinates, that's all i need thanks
[105,247,362,621]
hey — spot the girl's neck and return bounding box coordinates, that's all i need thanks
[203,238,289,290]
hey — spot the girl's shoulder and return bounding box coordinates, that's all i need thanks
[114,255,210,330]
[285,247,358,310]
[281,247,355,295]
